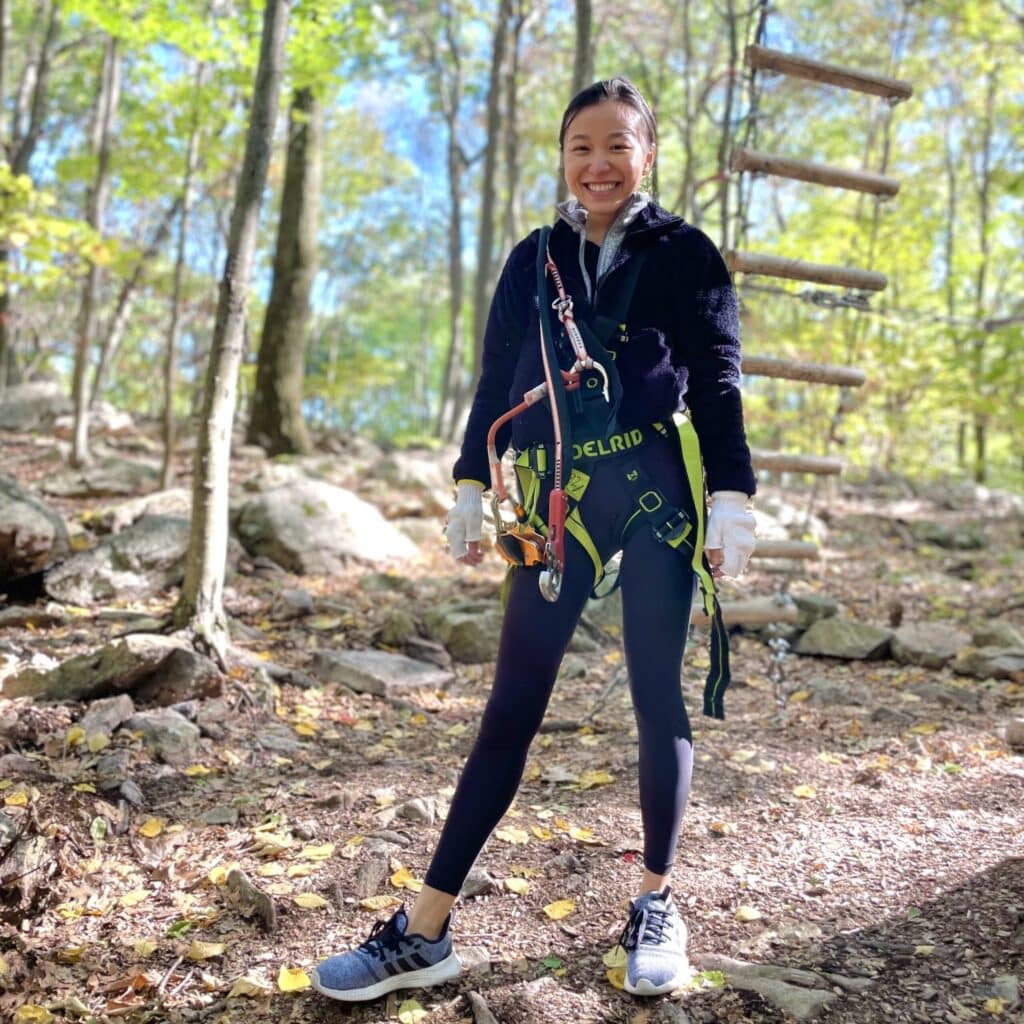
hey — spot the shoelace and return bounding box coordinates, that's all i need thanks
[619,903,672,951]
[359,915,406,960]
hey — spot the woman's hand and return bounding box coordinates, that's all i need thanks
[445,481,486,565]
[704,491,756,578]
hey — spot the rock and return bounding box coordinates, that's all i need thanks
[460,946,492,977]
[44,514,192,605]
[795,618,893,660]
[0,753,53,780]
[991,975,1019,1008]
[870,706,915,727]
[423,602,504,663]
[953,647,1024,680]
[378,609,418,647]
[199,806,239,826]
[403,636,452,669]
[131,647,223,705]
[95,750,132,791]
[1004,719,1024,751]
[255,724,302,753]
[0,473,70,581]
[53,401,133,439]
[41,455,161,498]
[370,450,450,517]
[803,677,862,706]
[793,593,841,629]
[354,857,390,898]
[906,680,981,712]
[89,487,191,534]
[311,648,454,697]
[195,699,232,739]
[232,477,417,573]
[0,812,18,845]
[119,780,145,807]
[79,694,136,737]
[124,708,201,765]
[909,520,986,550]
[1,633,201,702]
[270,587,314,620]
[0,381,72,430]
[973,622,1024,648]
[395,797,436,825]
[891,621,970,668]
[462,866,498,897]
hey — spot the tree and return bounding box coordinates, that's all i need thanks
[173,0,291,659]
[246,85,322,455]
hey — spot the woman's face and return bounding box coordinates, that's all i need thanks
[562,100,655,230]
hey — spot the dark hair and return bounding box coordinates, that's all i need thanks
[558,76,657,150]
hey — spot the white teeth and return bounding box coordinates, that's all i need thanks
[587,183,617,193]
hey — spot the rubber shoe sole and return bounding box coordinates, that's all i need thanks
[624,963,692,997]
[312,950,462,1002]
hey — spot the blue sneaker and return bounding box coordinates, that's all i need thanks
[620,887,691,996]
[312,907,462,1002]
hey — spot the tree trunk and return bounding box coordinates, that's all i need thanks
[556,0,593,205]
[468,0,511,396]
[172,0,290,659]
[161,62,208,490]
[942,106,965,470]
[90,199,181,408]
[71,34,121,467]
[247,85,323,456]
[499,2,528,256]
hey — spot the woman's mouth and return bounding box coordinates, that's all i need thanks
[585,182,619,194]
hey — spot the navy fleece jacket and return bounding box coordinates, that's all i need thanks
[453,201,757,497]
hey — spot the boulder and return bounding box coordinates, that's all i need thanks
[953,646,1024,680]
[79,694,136,736]
[40,455,161,498]
[53,401,133,438]
[0,473,70,581]
[423,601,504,663]
[87,487,191,534]
[891,621,970,668]
[792,593,841,629]
[232,477,417,573]
[44,514,191,605]
[125,707,201,765]
[973,621,1024,649]
[909,520,985,550]
[311,648,454,697]
[0,381,72,430]
[794,618,893,660]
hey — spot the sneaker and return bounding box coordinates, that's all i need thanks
[312,907,462,1002]
[620,887,691,996]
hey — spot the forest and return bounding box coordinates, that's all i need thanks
[1,1,1023,1024]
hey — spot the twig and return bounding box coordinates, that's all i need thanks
[156,955,184,997]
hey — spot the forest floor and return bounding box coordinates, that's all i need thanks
[1,434,1023,1024]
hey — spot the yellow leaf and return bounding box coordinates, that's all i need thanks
[391,867,423,892]
[730,749,756,763]
[14,1007,56,1024]
[542,899,575,920]
[299,843,335,861]
[910,722,941,735]
[256,863,285,877]
[187,940,226,960]
[87,732,110,752]
[185,764,212,777]
[446,723,468,736]
[984,998,1006,1015]
[308,615,342,631]
[310,758,332,770]
[0,779,11,790]
[792,784,816,799]
[495,826,530,844]
[530,825,552,841]
[913,945,935,956]
[120,889,149,908]
[208,861,242,885]
[139,817,164,838]
[293,893,329,909]
[509,864,542,878]
[602,944,627,968]
[409,713,427,726]
[709,821,738,836]
[504,877,529,895]
[266,882,293,896]
[375,792,396,807]
[577,770,615,790]
[735,905,763,922]
[277,966,311,992]
[789,689,812,703]
[228,974,272,998]
[607,967,626,990]
[293,722,318,737]
[133,939,158,956]
[56,946,87,963]
[360,894,401,912]
[818,752,843,765]
[66,726,86,746]
[286,864,314,877]
[568,825,601,844]
[218,748,242,766]
[398,998,428,1023]
[73,783,97,793]
[4,790,28,807]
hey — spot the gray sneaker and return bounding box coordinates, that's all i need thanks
[312,907,461,1002]
[620,887,691,996]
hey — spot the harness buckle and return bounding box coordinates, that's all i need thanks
[653,509,692,545]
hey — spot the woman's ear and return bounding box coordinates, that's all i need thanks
[643,143,657,177]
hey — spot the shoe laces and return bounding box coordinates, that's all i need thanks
[619,901,672,951]
[359,913,406,960]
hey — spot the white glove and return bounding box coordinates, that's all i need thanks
[704,490,756,577]
[445,481,484,560]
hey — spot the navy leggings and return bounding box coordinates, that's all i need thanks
[424,431,695,895]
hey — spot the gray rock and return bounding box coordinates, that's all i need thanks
[371,451,450,517]
[311,648,454,697]
[395,797,437,825]
[41,456,160,498]
[973,622,1024,649]
[232,477,417,573]
[95,750,132,791]
[891,622,971,669]
[79,694,136,737]
[992,975,1019,1008]
[423,602,504,663]
[0,812,18,845]
[199,806,239,826]
[870,706,915,727]
[44,514,191,605]
[271,587,315,620]
[793,593,841,629]
[0,473,70,581]
[953,647,1024,680]
[1,633,198,702]
[404,636,452,669]
[909,520,985,550]
[125,708,201,765]
[195,699,232,740]
[0,603,67,629]
[0,753,53,779]
[461,866,497,897]
[803,677,862,706]
[378,609,418,647]
[131,646,223,705]
[0,381,72,430]
[459,946,492,976]
[360,572,417,597]
[255,724,301,753]
[1004,719,1024,751]
[795,618,893,660]
[119,780,145,807]
[89,488,191,534]
[907,680,981,712]
[354,857,390,898]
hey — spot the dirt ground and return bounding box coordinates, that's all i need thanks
[1,434,1022,1024]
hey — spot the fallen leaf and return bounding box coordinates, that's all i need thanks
[4,790,28,807]
[187,940,226,960]
[607,967,626,989]
[293,893,329,909]
[788,689,811,703]
[398,998,428,1023]
[603,944,627,968]
[139,817,164,838]
[208,861,242,885]
[87,732,111,752]
[495,826,530,844]
[984,998,1006,1015]
[299,843,335,861]
[132,939,158,957]
[568,825,601,844]
[66,726,86,746]
[14,1007,56,1024]
[504,877,529,895]
[277,966,311,992]
[286,863,315,877]
[913,945,935,956]
[227,974,272,998]
[542,899,575,920]
[708,821,738,836]
[531,825,553,841]
[185,764,213,777]
[256,863,285,877]
[73,783,97,793]
[360,894,402,912]
[577,769,615,790]
[792,784,816,799]
[909,722,941,735]
[120,889,149,908]
[391,867,423,892]
[735,905,763,922]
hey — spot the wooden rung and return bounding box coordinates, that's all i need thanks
[751,540,819,560]
[741,354,866,387]
[692,597,800,627]
[725,250,887,291]
[730,146,900,197]
[746,44,913,101]
[752,451,844,475]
